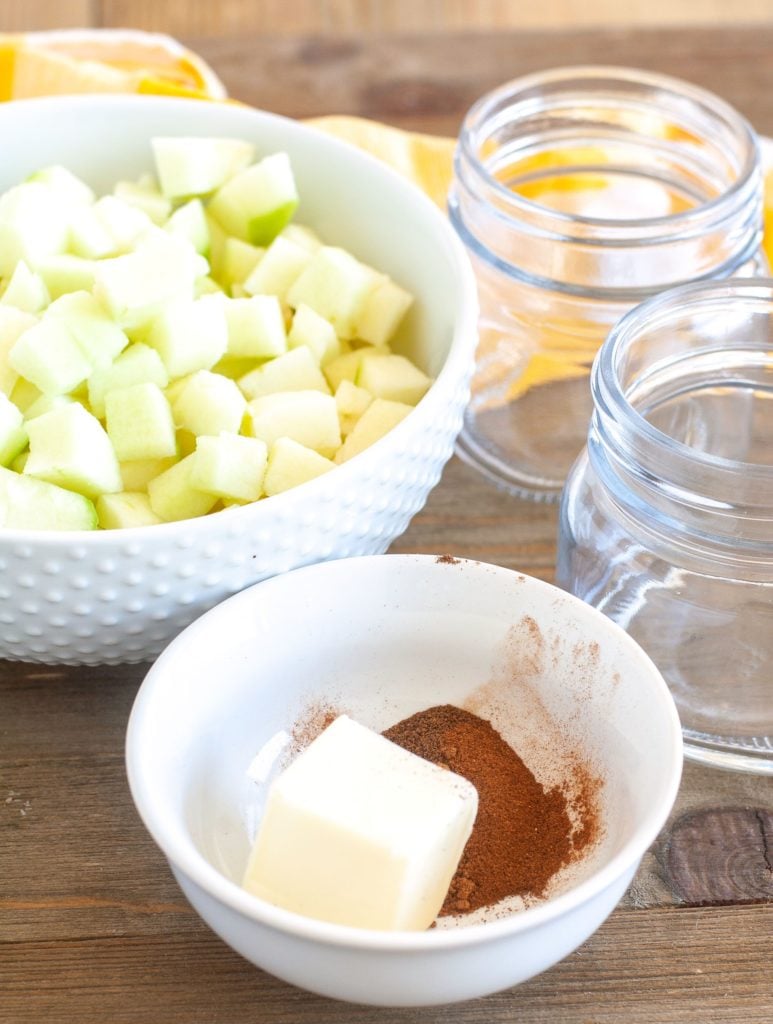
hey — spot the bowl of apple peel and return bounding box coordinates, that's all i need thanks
[0,96,478,664]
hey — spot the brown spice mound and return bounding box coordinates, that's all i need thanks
[383,704,578,916]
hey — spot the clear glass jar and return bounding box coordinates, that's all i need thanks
[557,279,773,774]
[449,66,764,501]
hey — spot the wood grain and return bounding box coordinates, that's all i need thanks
[0,0,93,31]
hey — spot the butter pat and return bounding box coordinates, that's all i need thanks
[242,715,478,930]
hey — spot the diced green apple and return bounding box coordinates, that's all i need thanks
[96,490,163,529]
[286,246,382,339]
[238,345,330,400]
[243,235,312,303]
[334,398,412,464]
[246,390,341,457]
[9,319,92,396]
[8,376,40,413]
[68,204,118,259]
[165,198,210,255]
[36,254,96,300]
[195,275,224,297]
[171,370,246,436]
[263,436,334,496]
[88,343,169,418]
[23,393,76,421]
[147,452,219,521]
[0,307,37,396]
[152,136,255,199]
[45,291,129,370]
[24,403,122,498]
[0,261,49,313]
[223,294,286,359]
[280,223,322,253]
[0,392,28,466]
[93,195,153,252]
[146,294,228,377]
[356,353,431,405]
[105,382,177,461]
[0,464,97,530]
[191,433,267,502]
[119,456,177,491]
[0,183,70,277]
[354,277,414,346]
[208,152,299,245]
[288,303,340,365]
[334,379,373,437]
[323,344,390,393]
[113,180,172,225]
[27,165,95,206]
[219,237,264,289]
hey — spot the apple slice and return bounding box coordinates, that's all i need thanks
[147,453,219,522]
[286,246,382,340]
[246,390,341,457]
[263,436,335,496]
[24,403,122,498]
[0,464,97,531]
[97,491,163,529]
[9,319,92,396]
[243,235,312,303]
[334,398,412,464]
[0,261,49,314]
[165,198,210,256]
[357,353,431,405]
[171,370,246,436]
[208,152,299,245]
[146,294,228,378]
[223,294,287,359]
[88,343,169,418]
[152,137,255,200]
[46,291,129,371]
[238,346,330,401]
[105,382,177,461]
[0,392,27,466]
[191,433,268,502]
[354,278,414,346]
[287,304,340,366]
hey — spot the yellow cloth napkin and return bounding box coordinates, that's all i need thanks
[2,29,772,400]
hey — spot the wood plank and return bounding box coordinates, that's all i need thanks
[2,906,771,1024]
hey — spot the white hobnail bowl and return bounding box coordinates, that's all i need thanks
[0,96,478,665]
[126,555,683,1007]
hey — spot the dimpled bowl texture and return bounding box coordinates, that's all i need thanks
[126,555,683,1007]
[0,96,478,665]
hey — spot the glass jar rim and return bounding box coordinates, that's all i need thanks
[593,277,773,493]
[459,64,760,237]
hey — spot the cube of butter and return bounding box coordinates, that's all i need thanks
[242,715,478,930]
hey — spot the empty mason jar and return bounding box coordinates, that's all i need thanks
[557,279,773,774]
[449,66,764,500]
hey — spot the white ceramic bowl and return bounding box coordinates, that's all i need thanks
[126,555,683,1007]
[0,96,477,665]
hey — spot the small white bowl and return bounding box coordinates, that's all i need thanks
[126,555,683,1007]
[0,96,477,665]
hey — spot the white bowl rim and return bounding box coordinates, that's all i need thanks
[126,553,683,952]
[0,94,478,544]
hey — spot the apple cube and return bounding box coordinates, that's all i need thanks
[119,456,177,491]
[208,152,299,245]
[263,437,334,496]
[88,343,169,418]
[152,136,255,199]
[191,433,268,502]
[165,198,210,255]
[219,237,264,288]
[23,394,76,421]
[10,319,92,396]
[223,294,286,360]
[288,304,339,365]
[93,195,153,253]
[238,346,330,401]
[46,291,129,370]
[0,307,37,396]
[93,232,200,329]
[113,180,172,226]
[147,453,218,522]
[68,204,118,259]
[0,261,49,313]
[0,465,97,531]
[146,294,228,378]
[97,491,163,529]
[0,392,27,466]
[28,165,94,206]
[36,254,97,300]
[280,223,322,253]
[195,276,224,297]
[171,370,246,436]
[335,380,373,437]
[24,403,122,498]
[286,247,381,340]
[0,183,70,277]
[246,391,340,457]
[243,235,312,303]
[355,278,414,346]
[105,382,177,461]
[323,344,390,393]
[334,398,412,464]
[357,353,431,405]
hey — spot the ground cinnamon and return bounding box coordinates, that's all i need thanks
[383,704,585,916]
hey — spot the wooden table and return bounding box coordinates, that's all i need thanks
[3,24,773,1024]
